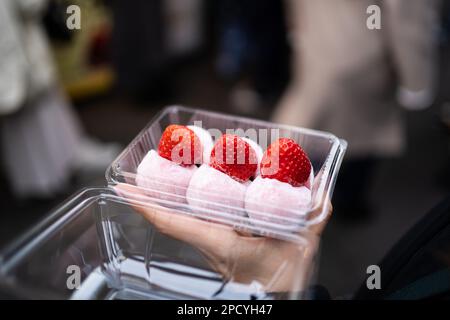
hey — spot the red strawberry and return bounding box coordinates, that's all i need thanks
[210,134,258,182]
[158,124,202,165]
[260,138,311,187]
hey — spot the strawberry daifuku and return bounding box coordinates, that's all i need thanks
[135,124,213,203]
[246,138,313,225]
[186,134,260,215]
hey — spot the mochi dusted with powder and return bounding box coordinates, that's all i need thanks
[136,150,197,203]
[245,176,311,225]
[186,164,248,216]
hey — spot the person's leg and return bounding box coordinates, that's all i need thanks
[0,88,78,198]
[384,0,442,110]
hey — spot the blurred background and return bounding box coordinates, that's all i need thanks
[0,0,449,298]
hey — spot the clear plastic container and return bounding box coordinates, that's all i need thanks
[0,188,319,300]
[106,105,347,233]
[0,106,346,299]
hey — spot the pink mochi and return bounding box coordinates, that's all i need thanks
[245,176,312,225]
[186,164,248,217]
[136,150,197,203]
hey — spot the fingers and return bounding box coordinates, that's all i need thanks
[115,183,332,239]
[113,183,320,291]
[114,184,239,253]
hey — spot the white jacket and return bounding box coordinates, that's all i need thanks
[0,0,55,115]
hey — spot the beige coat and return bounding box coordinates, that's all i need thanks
[274,0,441,157]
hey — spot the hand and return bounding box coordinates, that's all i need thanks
[115,184,332,293]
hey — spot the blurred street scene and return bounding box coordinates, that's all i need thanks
[1,0,450,298]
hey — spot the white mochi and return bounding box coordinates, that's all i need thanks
[187,125,214,164]
[242,137,263,177]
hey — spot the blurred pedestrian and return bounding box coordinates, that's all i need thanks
[273,0,442,218]
[0,0,119,198]
[216,0,290,114]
